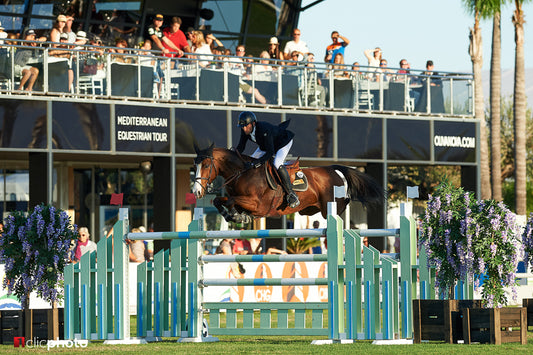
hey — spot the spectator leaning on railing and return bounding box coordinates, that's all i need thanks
[14,30,40,91]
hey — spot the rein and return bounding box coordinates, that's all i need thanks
[197,149,249,191]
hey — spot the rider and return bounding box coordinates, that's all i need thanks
[236,111,300,208]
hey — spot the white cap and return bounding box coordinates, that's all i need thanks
[76,30,87,40]
[269,37,278,45]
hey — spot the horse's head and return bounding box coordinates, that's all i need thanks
[192,142,218,199]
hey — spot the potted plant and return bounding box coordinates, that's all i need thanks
[0,204,78,341]
[415,180,525,344]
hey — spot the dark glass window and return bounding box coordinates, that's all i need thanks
[0,99,47,148]
[387,119,430,161]
[338,116,382,160]
[175,108,228,154]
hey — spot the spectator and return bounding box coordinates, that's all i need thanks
[71,227,97,263]
[350,61,366,80]
[185,27,195,48]
[327,52,348,78]
[127,227,145,262]
[190,30,212,67]
[302,53,326,106]
[267,36,285,63]
[324,31,349,63]
[215,238,234,255]
[233,45,266,104]
[362,236,369,253]
[286,50,302,66]
[162,16,190,59]
[377,59,394,82]
[111,38,133,63]
[0,22,7,45]
[205,32,223,52]
[50,14,67,46]
[283,28,309,61]
[310,221,322,254]
[223,47,232,56]
[363,47,382,74]
[64,14,76,43]
[14,30,39,91]
[233,238,252,255]
[144,225,154,261]
[397,59,410,75]
[144,14,169,54]
[253,51,273,76]
[422,60,441,86]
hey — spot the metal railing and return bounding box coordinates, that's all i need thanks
[0,40,474,116]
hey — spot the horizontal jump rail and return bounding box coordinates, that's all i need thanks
[128,228,400,241]
[200,277,328,287]
[200,254,328,263]
[127,228,326,241]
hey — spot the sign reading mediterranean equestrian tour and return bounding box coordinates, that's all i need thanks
[115,106,171,152]
[117,115,168,142]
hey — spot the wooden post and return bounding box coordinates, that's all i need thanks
[462,308,471,344]
[47,303,59,340]
[491,308,501,345]
[412,299,421,343]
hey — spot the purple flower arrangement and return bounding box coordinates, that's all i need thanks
[0,204,78,307]
[522,213,533,270]
[419,181,521,308]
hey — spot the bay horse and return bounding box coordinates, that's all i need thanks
[192,144,384,223]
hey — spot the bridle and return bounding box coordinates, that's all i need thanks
[195,154,218,195]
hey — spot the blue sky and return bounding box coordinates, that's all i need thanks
[299,0,533,73]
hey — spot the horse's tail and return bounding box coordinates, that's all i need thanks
[331,165,385,205]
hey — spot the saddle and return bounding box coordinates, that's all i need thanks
[265,158,308,192]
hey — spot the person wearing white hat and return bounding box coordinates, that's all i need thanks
[266,36,285,63]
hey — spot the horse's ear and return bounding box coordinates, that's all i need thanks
[193,142,200,154]
[208,142,214,154]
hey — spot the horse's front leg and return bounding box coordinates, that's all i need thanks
[213,197,236,222]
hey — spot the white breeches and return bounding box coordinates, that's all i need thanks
[251,139,293,169]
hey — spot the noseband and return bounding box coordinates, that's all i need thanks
[195,154,218,194]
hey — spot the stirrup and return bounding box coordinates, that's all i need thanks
[287,193,300,208]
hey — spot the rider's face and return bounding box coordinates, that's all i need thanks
[242,122,253,135]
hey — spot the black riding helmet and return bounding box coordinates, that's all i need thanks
[237,111,257,127]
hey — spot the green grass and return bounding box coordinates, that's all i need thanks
[2,315,533,354]
[1,336,533,354]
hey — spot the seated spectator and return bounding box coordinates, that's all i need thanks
[127,227,146,262]
[205,32,223,52]
[50,14,67,46]
[233,238,252,255]
[0,21,7,45]
[326,52,349,78]
[377,59,394,81]
[283,28,308,61]
[253,51,274,77]
[422,60,442,86]
[224,48,232,56]
[233,45,266,104]
[301,53,326,106]
[350,61,366,80]
[285,50,302,67]
[190,30,212,67]
[215,238,234,255]
[110,38,133,63]
[70,227,97,263]
[267,37,285,63]
[14,30,40,91]
[49,32,75,91]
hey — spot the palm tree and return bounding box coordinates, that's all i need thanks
[490,6,504,201]
[464,0,492,199]
[512,0,529,216]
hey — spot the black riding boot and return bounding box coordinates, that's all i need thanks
[278,166,300,208]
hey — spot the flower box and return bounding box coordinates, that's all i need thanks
[413,299,482,343]
[0,308,64,344]
[461,307,527,344]
[0,310,24,344]
[522,299,533,330]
